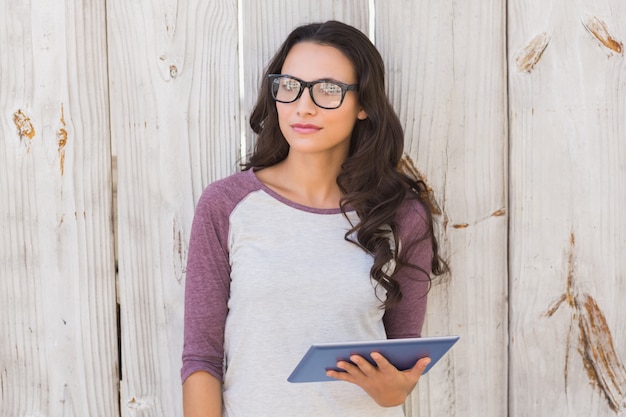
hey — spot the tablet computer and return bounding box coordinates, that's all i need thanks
[287,335,459,383]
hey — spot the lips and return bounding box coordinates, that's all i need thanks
[291,123,322,134]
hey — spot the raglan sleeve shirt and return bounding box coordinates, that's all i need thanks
[181,171,433,385]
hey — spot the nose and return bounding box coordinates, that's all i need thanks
[294,86,317,115]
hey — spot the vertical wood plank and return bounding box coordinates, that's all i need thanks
[509,0,626,415]
[0,1,118,416]
[377,1,509,416]
[107,0,239,415]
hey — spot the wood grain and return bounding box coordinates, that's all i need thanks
[106,0,239,415]
[377,1,509,416]
[0,1,118,415]
[508,0,626,415]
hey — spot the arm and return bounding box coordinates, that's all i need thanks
[181,185,233,414]
[383,198,432,339]
[183,371,222,417]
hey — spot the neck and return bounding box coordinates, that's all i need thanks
[267,152,346,208]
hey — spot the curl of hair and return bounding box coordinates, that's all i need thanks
[244,21,447,308]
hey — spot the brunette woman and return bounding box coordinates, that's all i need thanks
[182,20,446,417]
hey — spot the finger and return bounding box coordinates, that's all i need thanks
[408,357,431,378]
[349,355,377,376]
[327,359,365,382]
[326,369,354,382]
[337,359,365,377]
[369,352,396,372]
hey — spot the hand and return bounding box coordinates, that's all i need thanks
[326,353,431,407]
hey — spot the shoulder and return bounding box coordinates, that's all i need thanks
[395,196,430,235]
[194,170,263,220]
[200,169,258,197]
[198,170,261,204]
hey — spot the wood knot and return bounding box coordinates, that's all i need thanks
[13,109,36,139]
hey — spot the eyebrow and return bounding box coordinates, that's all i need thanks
[281,74,356,85]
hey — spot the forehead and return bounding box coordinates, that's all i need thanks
[280,41,356,83]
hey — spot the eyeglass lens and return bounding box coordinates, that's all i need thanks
[272,76,345,109]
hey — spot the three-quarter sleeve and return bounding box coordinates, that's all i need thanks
[181,186,232,383]
[383,198,433,339]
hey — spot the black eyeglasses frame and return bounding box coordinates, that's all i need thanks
[268,74,359,110]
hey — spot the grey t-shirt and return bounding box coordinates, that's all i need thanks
[181,169,432,417]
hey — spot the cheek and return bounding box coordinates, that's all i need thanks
[331,111,359,133]
[276,105,293,136]
[276,103,293,120]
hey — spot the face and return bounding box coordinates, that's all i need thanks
[276,41,368,159]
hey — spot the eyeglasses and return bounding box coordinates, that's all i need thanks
[268,74,359,110]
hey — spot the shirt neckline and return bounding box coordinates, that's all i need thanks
[247,168,348,215]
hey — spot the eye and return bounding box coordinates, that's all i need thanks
[317,82,342,96]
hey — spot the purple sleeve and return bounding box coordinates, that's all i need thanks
[180,185,232,383]
[383,198,433,339]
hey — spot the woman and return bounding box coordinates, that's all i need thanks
[182,20,446,417]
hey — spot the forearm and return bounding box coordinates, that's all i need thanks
[183,371,222,417]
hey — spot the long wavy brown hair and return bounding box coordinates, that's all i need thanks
[244,20,447,307]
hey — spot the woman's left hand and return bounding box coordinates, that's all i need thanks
[326,353,431,407]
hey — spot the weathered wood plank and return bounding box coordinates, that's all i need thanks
[508,1,626,416]
[0,1,118,416]
[377,1,509,416]
[107,0,239,415]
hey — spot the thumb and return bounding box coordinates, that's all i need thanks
[410,356,431,377]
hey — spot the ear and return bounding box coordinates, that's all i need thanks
[357,109,368,120]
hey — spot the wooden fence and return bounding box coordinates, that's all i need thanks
[1,1,624,416]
